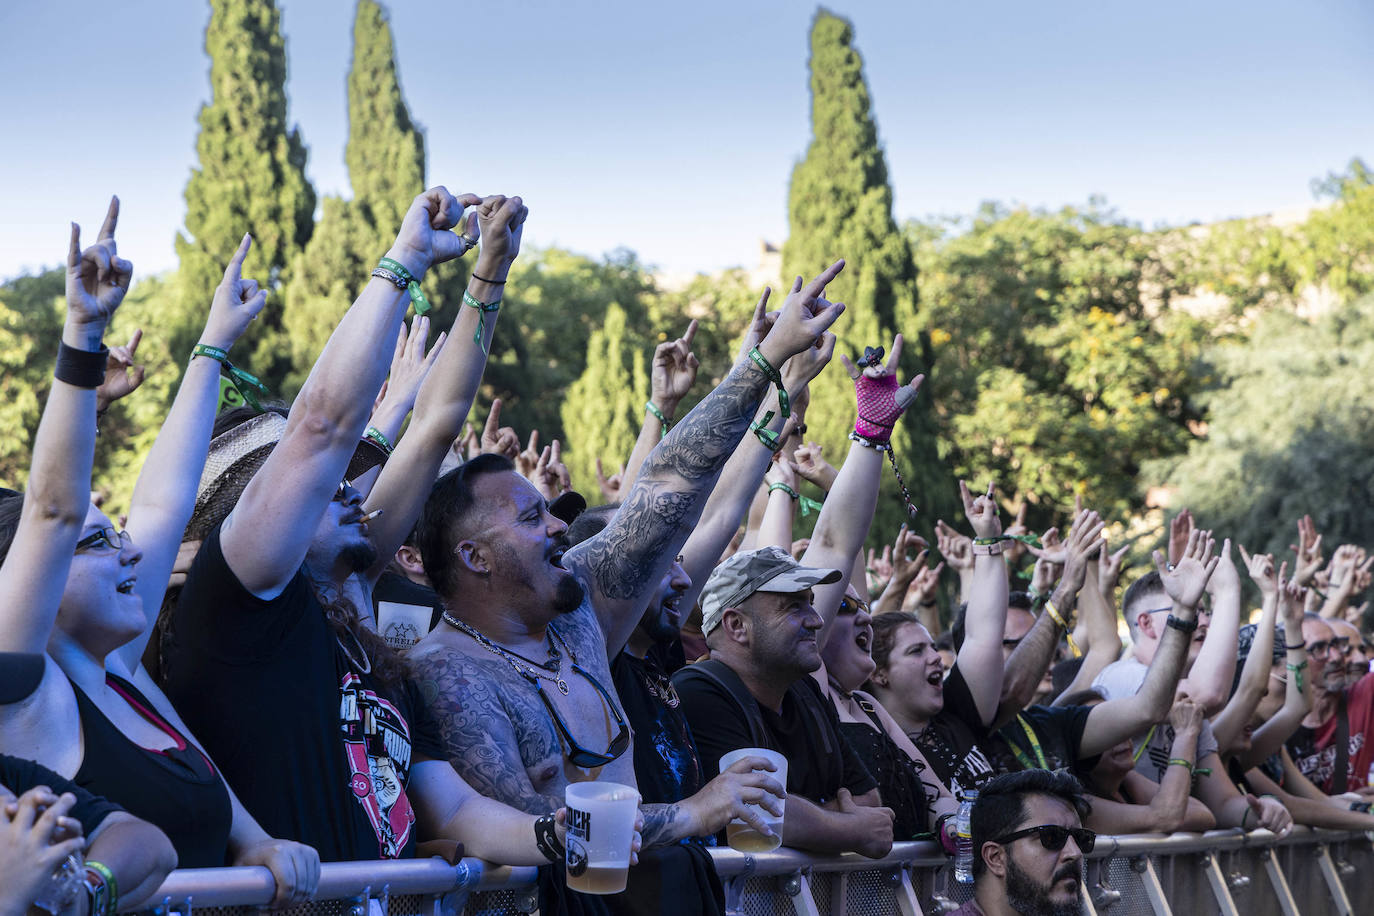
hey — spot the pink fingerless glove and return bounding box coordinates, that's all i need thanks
[855,373,905,442]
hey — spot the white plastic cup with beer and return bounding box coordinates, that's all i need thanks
[564,781,640,894]
[720,747,788,852]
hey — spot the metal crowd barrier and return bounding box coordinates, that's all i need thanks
[137,827,1372,915]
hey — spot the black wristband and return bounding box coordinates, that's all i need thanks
[470,271,507,285]
[1285,643,1306,651]
[54,342,109,389]
[1166,614,1198,634]
[534,812,564,863]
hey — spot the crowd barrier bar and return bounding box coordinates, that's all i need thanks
[138,827,1372,915]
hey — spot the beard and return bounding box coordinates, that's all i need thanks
[554,573,586,615]
[1004,854,1084,916]
[338,540,379,574]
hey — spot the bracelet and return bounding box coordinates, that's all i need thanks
[84,861,117,916]
[1285,642,1306,651]
[470,271,506,285]
[645,401,671,437]
[1043,600,1081,657]
[534,812,565,863]
[1167,758,1194,773]
[769,482,800,500]
[747,347,789,418]
[1241,806,1253,829]
[847,430,891,452]
[1166,613,1198,635]
[462,290,501,354]
[971,541,1005,556]
[55,341,109,389]
[1350,800,1373,813]
[376,257,432,316]
[363,425,395,455]
[751,414,782,452]
[192,343,269,412]
[1287,659,1308,693]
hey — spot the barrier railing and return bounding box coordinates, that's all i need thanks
[135,827,1371,915]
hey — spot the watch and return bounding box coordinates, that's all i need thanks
[1166,614,1198,634]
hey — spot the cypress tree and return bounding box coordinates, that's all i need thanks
[282,0,425,393]
[560,302,650,498]
[175,0,315,392]
[782,9,959,545]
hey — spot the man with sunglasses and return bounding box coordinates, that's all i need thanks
[954,769,1092,916]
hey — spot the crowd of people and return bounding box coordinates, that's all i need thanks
[2,189,1372,916]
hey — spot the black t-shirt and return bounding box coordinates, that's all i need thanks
[611,647,707,808]
[161,524,444,862]
[910,665,996,797]
[0,754,122,840]
[984,704,1095,777]
[71,673,232,867]
[672,664,876,805]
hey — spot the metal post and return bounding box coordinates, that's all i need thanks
[1315,844,1354,916]
[1199,853,1240,916]
[1260,848,1300,916]
[1132,855,1174,916]
[781,870,821,916]
[892,866,926,916]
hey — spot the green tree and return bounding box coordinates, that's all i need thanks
[175,0,315,392]
[0,271,64,488]
[281,0,426,393]
[559,302,650,496]
[1153,296,1374,559]
[782,9,958,543]
[910,202,1204,526]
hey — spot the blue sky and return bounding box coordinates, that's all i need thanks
[1,0,1371,283]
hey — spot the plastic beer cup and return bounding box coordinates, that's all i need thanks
[565,781,640,894]
[720,747,787,851]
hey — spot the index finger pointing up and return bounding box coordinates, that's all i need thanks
[97,195,119,242]
[802,259,845,300]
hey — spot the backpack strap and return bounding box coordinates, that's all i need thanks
[681,659,771,749]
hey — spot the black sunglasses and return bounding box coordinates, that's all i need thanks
[75,526,130,553]
[839,596,871,616]
[534,664,631,769]
[993,824,1096,854]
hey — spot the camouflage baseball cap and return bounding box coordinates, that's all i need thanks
[699,546,842,634]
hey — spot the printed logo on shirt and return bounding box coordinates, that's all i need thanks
[339,673,416,858]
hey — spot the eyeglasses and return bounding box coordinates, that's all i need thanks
[1307,639,1347,657]
[993,824,1096,854]
[75,527,130,553]
[534,663,631,768]
[839,596,871,616]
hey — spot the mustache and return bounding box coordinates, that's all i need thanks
[1053,864,1081,885]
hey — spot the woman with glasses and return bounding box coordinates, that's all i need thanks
[0,212,320,907]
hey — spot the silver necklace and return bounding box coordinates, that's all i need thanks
[336,627,372,675]
[441,611,571,695]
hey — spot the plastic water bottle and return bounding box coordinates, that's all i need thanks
[954,789,978,884]
[31,851,84,915]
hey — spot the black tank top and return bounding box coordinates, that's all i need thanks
[71,673,233,867]
[833,688,929,839]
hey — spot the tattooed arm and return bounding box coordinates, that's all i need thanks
[411,647,564,814]
[568,262,849,658]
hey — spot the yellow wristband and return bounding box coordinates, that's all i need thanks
[1044,600,1081,658]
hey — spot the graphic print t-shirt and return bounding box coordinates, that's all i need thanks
[1093,657,1218,782]
[1287,673,1374,793]
[611,646,706,808]
[162,524,442,861]
[912,665,996,797]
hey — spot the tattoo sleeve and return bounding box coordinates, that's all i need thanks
[413,650,563,815]
[639,802,691,848]
[569,359,770,643]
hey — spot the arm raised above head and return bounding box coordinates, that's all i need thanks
[0,201,125,654]
[568,262,848,657]
[220,188,480,599]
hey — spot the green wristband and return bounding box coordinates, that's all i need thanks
[462,290,501,354]
[645,401,670,437]
[377,257,432,316]
[192,343,269,412]
[751,412,781,451]
[747,346,790,418]
[769,481,799,500]
[363,425,394,454]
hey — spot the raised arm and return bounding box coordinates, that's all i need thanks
[871,527,931,615]
[1209,548,1281,754]
[1000,511,1105,721]
[1079,532,1215,756]
[950,481,1008,726]
[362,196,527,585]
[805,336,922,642]
[118,236,266,670]
[568,261,848,657]
[623,320,700,488]
[220,187,479,597]
[1185,537,1242,714]
[0,200,126,653]
[1242,572,1314,768]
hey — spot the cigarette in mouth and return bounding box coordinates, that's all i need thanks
[359,509,384,524]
